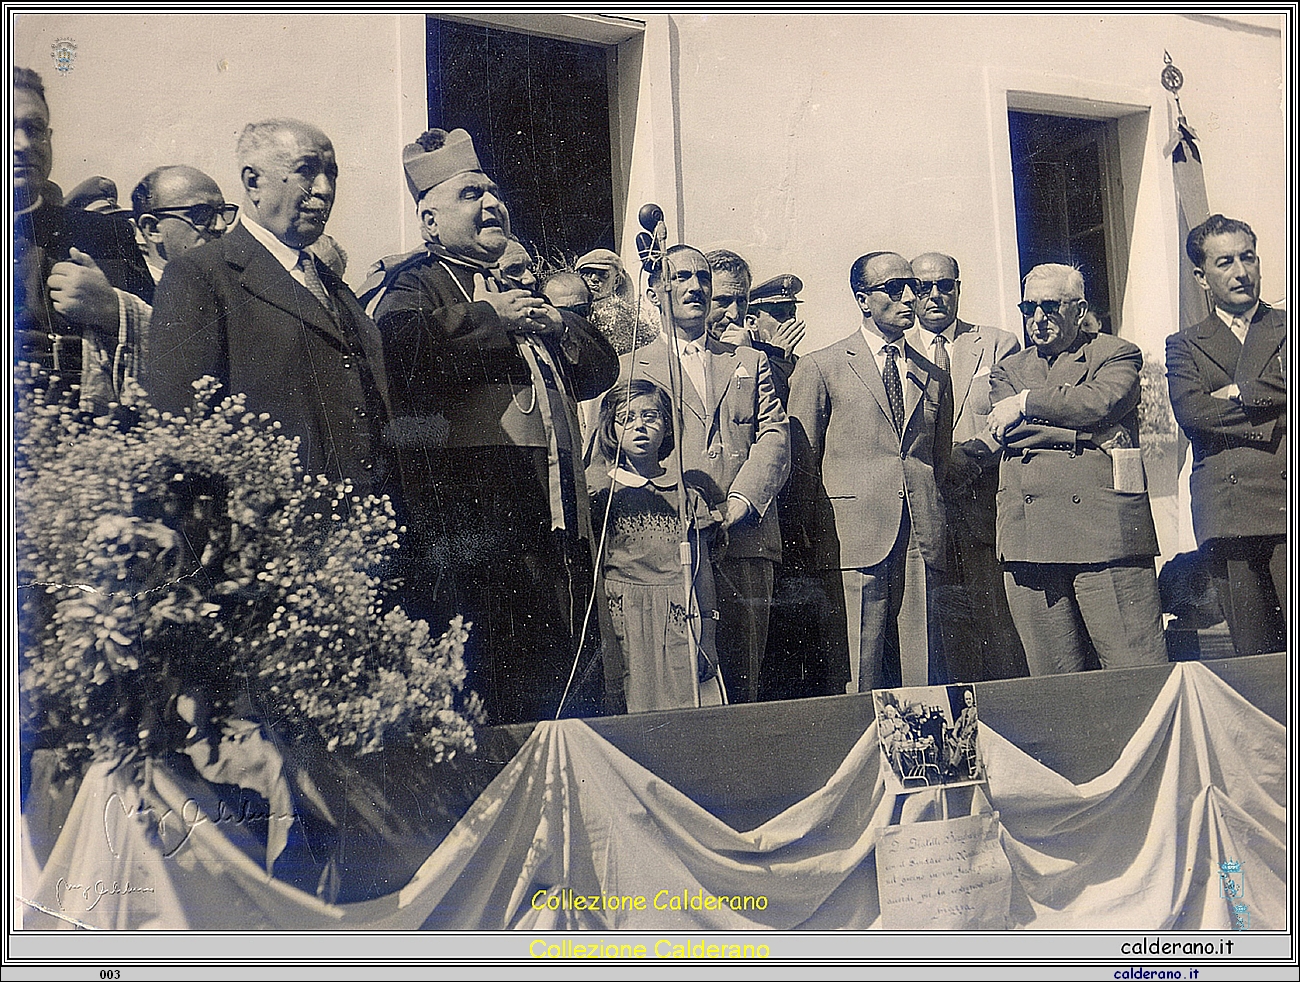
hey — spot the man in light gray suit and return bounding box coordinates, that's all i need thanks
[908,252,1028,681]
[613,244,790,703]
[788,251,953,692]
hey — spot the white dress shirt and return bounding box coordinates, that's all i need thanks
[1215,302,1259,345]
[240,214,314,291]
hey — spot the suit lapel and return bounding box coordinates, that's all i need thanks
[226,225,348,347]
[843,336,894,430]
[1237,305,1285,383]
[902,342,928,431]
[1188,314,1242,380]
[327,266,393,419]
[950,321,984,415]
[1047,339,1090,388]
[633,337,707,425]
[704,339,737,428]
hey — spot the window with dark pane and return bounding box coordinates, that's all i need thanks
[1009,110,1125,334]
[427,18,616,263]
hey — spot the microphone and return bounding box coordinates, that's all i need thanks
[638,202,665,233]
[635,231,661,273]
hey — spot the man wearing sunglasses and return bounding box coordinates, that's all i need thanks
[907,252,1027,683]
[131,165,235,283]
[788,251,953,693]
[987,263,1166,677]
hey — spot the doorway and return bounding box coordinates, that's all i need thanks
[1008,110,1128,334]
[427,17,617,264]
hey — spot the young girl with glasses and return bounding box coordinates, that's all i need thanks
[591,379,723,712]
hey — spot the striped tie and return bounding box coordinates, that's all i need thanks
[298,251,336,316]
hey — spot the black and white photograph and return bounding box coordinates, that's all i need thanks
[873,685,985,793]
[6,6,1293,973]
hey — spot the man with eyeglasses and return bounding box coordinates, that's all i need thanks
[13,67,154,411]
[788,252,953,693]
[986,263,1166,677]
[907,252,1027,683]
[131,165,235,284]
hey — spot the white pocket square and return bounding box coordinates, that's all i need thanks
[734,365,754,380]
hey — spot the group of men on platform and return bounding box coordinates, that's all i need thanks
[14,63,1287,726]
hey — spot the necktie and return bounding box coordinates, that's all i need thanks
[931,333,950,374]
[883,344,905,435]
[680,340,708,404]
[1230,315,1250,346]
[298,251,335,316]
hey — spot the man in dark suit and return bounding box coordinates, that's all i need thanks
[988,263,1167,675]
[907,252,1027,682]
[13,67,153,410]
[142,119,390,494]
[371,129,618,724]
[614,245,790,703]
[788,252,952,692]
[1166,215,1286,656]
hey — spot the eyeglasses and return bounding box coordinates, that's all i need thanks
[557,302,592,318]
[613,409,664,426]
[1017,298,1078,318]
[864,278,920,301]
[148,202,239,232]
[915,278,958,296]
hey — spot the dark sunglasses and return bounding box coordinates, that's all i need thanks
[558,302,592,318]
[1017,298,1078,318]
[148,202,239,231]
[864,278,920,301]
[915,278,958,296]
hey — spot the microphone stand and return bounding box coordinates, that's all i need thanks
[644,215,707,709]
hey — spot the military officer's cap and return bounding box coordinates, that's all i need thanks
[748,273,804,306]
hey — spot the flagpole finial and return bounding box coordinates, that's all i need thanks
[1161,52,1185,95]
[1161,50,1191,129]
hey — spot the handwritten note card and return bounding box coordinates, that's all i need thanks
[876,812,1013,930]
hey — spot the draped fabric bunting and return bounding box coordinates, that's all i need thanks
[21,663,1284,931]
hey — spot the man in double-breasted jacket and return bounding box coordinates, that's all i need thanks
[1167,214,1286,656]
[988,263,1167,676]
[788,251,952,693]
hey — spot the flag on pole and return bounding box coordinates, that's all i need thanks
[1162,51,1211,330]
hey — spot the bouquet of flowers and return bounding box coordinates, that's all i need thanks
[17,369,481,780]
[1137,357,1179,454]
